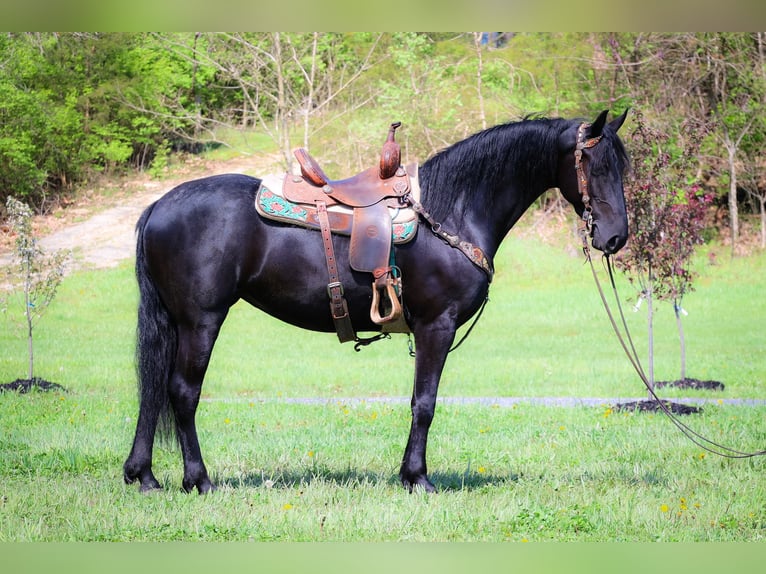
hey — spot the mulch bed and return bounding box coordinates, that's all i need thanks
[612,378,726,415]
[0,378,67,393]
[654,378,725,391]
[612,399,702,415]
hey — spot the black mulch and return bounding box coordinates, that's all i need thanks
[0,378,67,393]
[654,378,725,391]
[612,399,702,415]
[611,378,727,415]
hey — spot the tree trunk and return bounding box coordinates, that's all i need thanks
[760,33,766,251]
[761,197,766,250]
[302,32,318,150]
[472,32,487,131]
[727,145,739,251]
[674,300,686,381]
[646,279,655,398]
[273,33,292,173]
[24,261,34,381]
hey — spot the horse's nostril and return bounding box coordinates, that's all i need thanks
[605,234,625,254]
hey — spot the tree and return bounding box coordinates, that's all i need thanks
[2,197,68,382]
[738,32,766,250]
[176,32,385,172]
[697,33,766,252]
[605,33,766,254]
[663,185,714,381]
[615,110,712,390]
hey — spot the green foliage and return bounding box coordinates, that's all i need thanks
[0,33,210,210]
[1,31,764,237]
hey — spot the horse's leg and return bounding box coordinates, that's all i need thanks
[399,318,455,493]
[124,233,178,493]
[123,406,163,492]
[170,313,227,494]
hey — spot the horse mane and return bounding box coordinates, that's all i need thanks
[417,116,629,221]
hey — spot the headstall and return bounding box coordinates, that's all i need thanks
[574,122,603,232]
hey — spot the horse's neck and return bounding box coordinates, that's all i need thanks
[450,163,553,258]
[462,180,546,258]
[422,121,562,257]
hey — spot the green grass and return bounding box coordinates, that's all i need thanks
[2,392,765,541]
[1,231,765,541]
[200,127,280,162]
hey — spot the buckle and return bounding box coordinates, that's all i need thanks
[327,281,344,298]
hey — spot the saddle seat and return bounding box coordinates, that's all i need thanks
[288,151,411,209]
[255,122,417,342]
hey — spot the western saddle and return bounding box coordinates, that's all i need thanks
[256,122,418,344]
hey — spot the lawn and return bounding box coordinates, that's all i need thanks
[1,229,765,542]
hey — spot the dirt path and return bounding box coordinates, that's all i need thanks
[0,154,280,274]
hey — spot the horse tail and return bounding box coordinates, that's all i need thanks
[134,203,177,445]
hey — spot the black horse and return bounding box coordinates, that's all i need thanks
[124,110,630,494]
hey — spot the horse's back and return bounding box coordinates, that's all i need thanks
[146,173,261,221]
[139,174,265,310]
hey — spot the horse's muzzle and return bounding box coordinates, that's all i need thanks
[591,224,628,255]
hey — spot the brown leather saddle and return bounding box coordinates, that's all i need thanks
[257,122,417,343]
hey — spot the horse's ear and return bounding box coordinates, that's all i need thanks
[590,110,609,137]
[608,108,629,133]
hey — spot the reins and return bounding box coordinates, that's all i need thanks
[582,240,766,459]
[575,122,766,459]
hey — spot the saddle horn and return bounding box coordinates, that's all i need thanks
[379,122,402,180]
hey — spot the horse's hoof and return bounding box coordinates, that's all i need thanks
[139,481,163,494]
[400,474,437,493]
[183,478,216,494]
[124,468,162,492]
[197,482,216,495]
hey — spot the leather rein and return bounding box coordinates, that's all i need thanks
[576,123,766,459]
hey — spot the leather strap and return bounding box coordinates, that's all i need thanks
[316,201,356,343]
[405,195,494,282]
[574,122,602,232]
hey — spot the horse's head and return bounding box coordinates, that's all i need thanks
[558,109,630,254]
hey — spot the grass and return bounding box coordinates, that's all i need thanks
[201,126,280,162]
[1,229,765,541]
[2,392,765,541]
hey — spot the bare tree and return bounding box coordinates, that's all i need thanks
[200,33,385,172]
[2,197,68,381]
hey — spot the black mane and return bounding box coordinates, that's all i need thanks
[417,116,629,222]
[417,117,568,221]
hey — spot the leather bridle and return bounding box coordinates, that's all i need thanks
[574,122,603,233]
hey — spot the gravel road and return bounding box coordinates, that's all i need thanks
[0,155,273,273]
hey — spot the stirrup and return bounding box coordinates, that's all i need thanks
[370,271,403,325]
